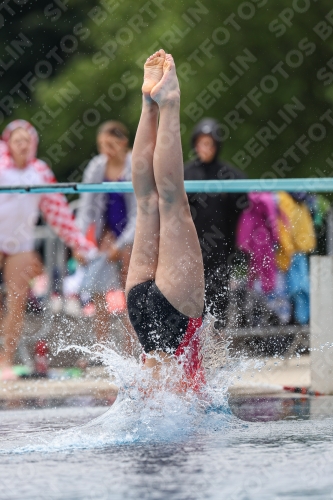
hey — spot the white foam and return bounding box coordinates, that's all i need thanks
[0,316,250,454]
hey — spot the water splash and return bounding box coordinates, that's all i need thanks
[0,316,251,454]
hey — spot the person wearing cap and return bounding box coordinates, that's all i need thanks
[184,118,248,328]
[76,121,138,355]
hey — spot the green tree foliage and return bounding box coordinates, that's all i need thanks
[1,0,97,98]
[3,0,333,181]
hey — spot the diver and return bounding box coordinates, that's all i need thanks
[126,49,205,390]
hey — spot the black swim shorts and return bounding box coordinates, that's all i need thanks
[127,280,202,354]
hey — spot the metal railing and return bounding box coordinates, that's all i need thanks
[0,178,333,193]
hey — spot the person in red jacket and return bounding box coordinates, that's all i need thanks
[0,119,98,377]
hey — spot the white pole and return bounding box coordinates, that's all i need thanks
[310,255,333,394]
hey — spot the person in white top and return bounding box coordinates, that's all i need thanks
[76,121,138,354]
[0,119,98,377]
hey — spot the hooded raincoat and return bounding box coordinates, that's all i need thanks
[184,118,248,323]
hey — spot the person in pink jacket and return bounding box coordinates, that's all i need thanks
[0,119,98,377]
[237,192,279,293]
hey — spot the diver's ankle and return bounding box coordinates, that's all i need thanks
[142,94,158,110]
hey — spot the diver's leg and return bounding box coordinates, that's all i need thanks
[125,50,166,295]
[152,54,205,319]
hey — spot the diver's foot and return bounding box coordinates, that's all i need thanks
[142,49,166,101]
[150,53,180,106]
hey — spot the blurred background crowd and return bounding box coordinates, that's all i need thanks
[1,0,333,374]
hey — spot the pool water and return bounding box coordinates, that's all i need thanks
[0,396,332,500]
[1,327,332,500]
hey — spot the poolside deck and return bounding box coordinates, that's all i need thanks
[0,355,312,405]
[228,355,310,395]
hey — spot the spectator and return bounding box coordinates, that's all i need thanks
[0,120,98,378]
[76,121,137,354]
[184,118,248,328]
